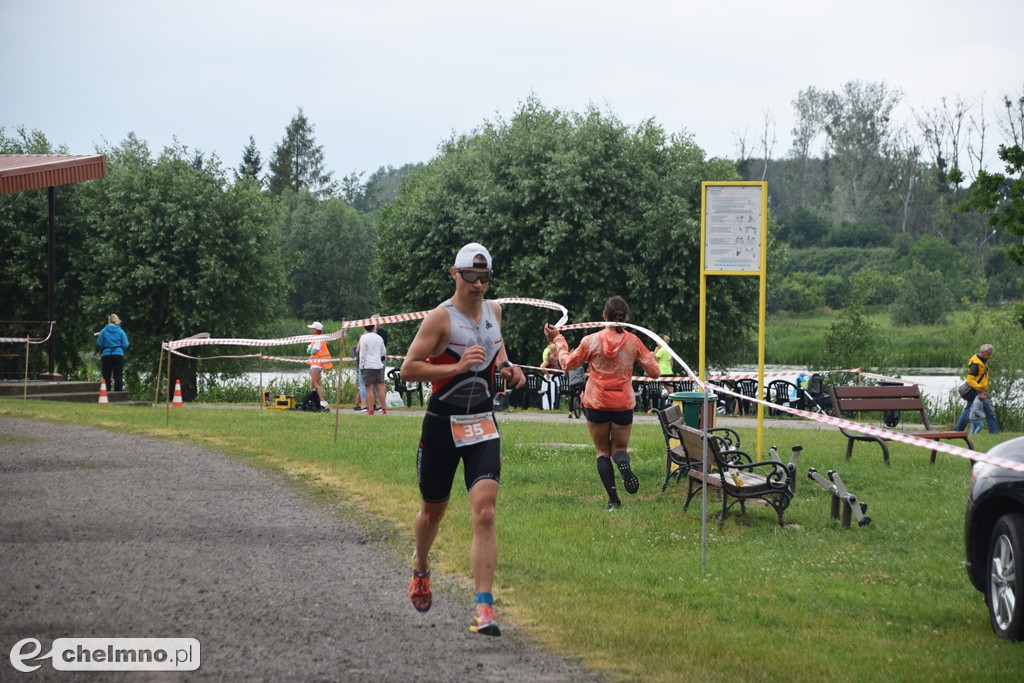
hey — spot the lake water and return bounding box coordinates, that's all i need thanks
[725,366,961,404]
[234,367,359,392]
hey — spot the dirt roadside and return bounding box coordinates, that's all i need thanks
[0,416,602,682]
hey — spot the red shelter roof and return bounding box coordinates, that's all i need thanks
[0,154,106,195]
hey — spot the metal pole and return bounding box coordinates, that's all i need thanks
[22,341,30,398]
[334,321,344,443]
[154,347,164,406]
[46,187,57,378]
[701,371,708,574]
[165,351,172,427]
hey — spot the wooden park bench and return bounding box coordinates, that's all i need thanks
[657,406,802,527]
[828,384,974,466]
[656,403,740,492]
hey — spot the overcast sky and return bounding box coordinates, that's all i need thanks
[3,0,1022,180]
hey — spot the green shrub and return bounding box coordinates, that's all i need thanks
[890,262,954,326]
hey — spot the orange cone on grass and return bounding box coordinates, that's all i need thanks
[172,379,184,408]
[97,379,109,405]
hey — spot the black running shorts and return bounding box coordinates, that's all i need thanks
[417,412,502,503]
[584,407,634,426]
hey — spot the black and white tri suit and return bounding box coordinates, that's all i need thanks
[417,299,504,503]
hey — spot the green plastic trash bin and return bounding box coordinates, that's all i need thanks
[669,391,717,429]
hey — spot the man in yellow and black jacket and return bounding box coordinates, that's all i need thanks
[954,343,999,433]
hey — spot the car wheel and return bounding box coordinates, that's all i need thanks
[987,513,1024,641]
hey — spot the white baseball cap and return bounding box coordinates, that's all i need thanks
[454,243,492,270]
[307,321,323,331]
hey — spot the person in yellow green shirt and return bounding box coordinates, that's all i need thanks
[654,334,673,376]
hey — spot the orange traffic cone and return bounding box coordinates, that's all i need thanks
[97,379,109,405]
[172,379,184,408]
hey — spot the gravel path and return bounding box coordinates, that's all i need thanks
[0,416,602,682]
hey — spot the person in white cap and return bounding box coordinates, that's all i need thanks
[306,321,333,409]
[357,318,388,416]
[400,242,525,636]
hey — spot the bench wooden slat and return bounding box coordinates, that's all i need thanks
[833,384,921,398]
[829,384,974,466]
[833,397,926,412]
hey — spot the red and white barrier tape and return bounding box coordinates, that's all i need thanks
[163,298,569,352]
[341,297,568,331]
[552,320,1020,472]
[0,322,56,345]
[711,368,861,381]
[746,391,1022,472]
[160,306,1013,473]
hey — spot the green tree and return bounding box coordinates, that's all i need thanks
[375,98,759,368]
[889,261,954,326]
[788,81,904,227]
[76,135,288,394]
[766,272,831,313]
[351,163,424,214]
[788,86,831,209]
[235,134,263,186]
[823,221,893,248]
[777,206,828,247]
[824,81,903,224]
[279,189,378,320]
[267,108,336,198]
[956,141,1024,269]
[819,266,886,369]
[896,233,973,301]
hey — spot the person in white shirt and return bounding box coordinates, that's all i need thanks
[358,320,388,416]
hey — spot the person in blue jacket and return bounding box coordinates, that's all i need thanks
[97,314,129,391]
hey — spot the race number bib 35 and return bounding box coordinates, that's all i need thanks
[450,413,499,447]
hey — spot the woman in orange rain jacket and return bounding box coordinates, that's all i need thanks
[544,296,660,510]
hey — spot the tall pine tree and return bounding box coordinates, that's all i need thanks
[236,135,263,186]
[267,108,336,198]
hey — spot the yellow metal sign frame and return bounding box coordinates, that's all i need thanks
[699,181,768,456]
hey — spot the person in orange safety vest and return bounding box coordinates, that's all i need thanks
[306,321,333,408]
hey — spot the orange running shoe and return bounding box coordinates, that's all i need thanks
[469,602,501,636]
[408,566,432,613]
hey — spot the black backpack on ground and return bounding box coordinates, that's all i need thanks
[297,390,325,412]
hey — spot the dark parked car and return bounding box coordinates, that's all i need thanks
[965,436,1024,641]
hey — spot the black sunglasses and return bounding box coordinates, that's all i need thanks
[458,270,492,284]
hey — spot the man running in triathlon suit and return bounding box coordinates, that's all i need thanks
[400,242,525,636]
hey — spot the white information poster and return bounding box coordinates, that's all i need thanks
[704,185,763,272]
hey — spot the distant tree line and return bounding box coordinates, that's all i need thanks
[738,81,1024,325]
[2,84,1022,394]
[0,111,414,391]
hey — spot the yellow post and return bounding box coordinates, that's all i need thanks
[700,181,769,457]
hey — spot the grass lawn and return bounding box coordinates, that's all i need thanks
[2,399,1022,680]
[766,309,968,368]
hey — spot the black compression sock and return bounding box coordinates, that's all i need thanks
[597,456,619,504]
